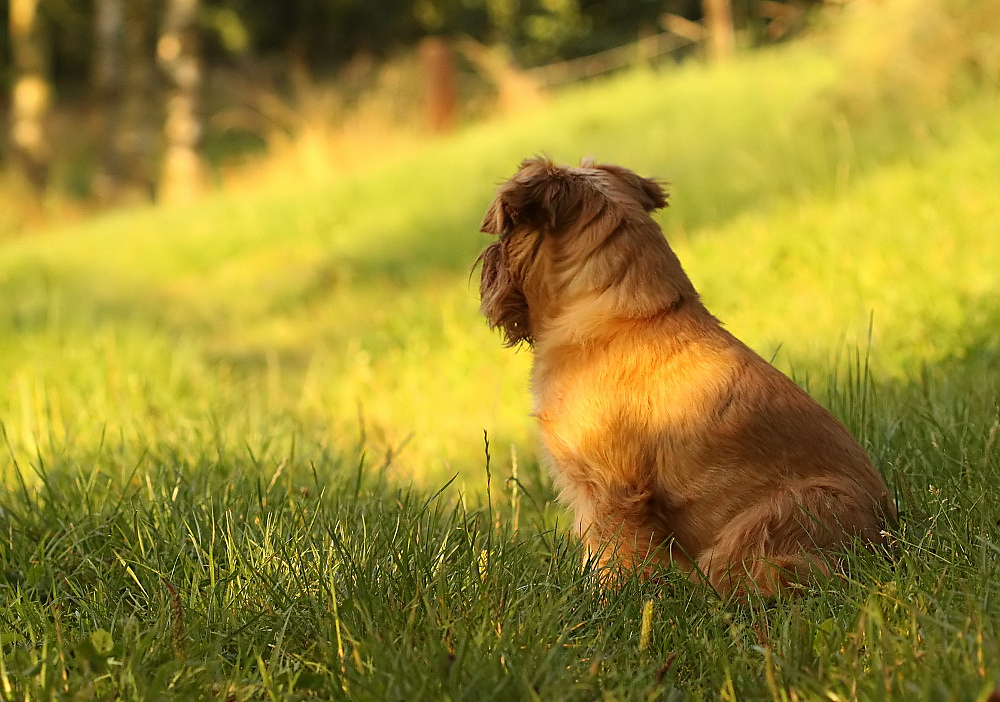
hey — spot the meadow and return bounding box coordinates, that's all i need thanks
[2,11,1000,699]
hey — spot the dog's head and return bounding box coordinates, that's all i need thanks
[476,157,669,346]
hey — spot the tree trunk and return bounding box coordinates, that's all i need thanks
[703,0,735,63]
[120,0,157,202]
[92,0,125,202]
[9,0,51,193]
[419,37,457,134]
[158,0,206,204]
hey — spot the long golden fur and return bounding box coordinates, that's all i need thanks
[477,157,895,596]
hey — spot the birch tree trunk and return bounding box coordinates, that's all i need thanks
[158,0,206,204]
[9,0,51,193]
[703,0,736,63]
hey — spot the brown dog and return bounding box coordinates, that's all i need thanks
[477,157,895,596]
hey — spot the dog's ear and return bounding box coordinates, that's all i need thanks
[597,164,668,212]
[480,197,512,236]
[481,157,591,235]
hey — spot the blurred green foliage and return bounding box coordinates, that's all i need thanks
[1,0,707,88]
[0,0,700,83]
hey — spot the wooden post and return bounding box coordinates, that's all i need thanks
[9,0,51,193]
[420,36,457,134]
[703,0,736,63]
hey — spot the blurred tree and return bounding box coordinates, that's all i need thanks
[703,0,735,61]
[92,0,124,201]
[0,0,819,210]
[45,1,94,93]
[116,0,158,202]
[90,0,157,203]
[0,1,12,91]
[518,0,589,66]
[482,0,699,67]
[203,0,426,71]
[419,35,457,132]
[8,0,51,192]
[195,0,687,73]
[159,0,206,203]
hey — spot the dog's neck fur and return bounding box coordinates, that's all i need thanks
[525,211,707,346]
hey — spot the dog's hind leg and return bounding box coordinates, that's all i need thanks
[692,481,883,597]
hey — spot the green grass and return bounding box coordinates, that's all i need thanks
[2,32,1000,699]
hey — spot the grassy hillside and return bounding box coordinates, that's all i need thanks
[3,45,998,478]
[2,25,1000,700]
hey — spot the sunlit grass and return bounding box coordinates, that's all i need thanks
[1,375,998,698]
